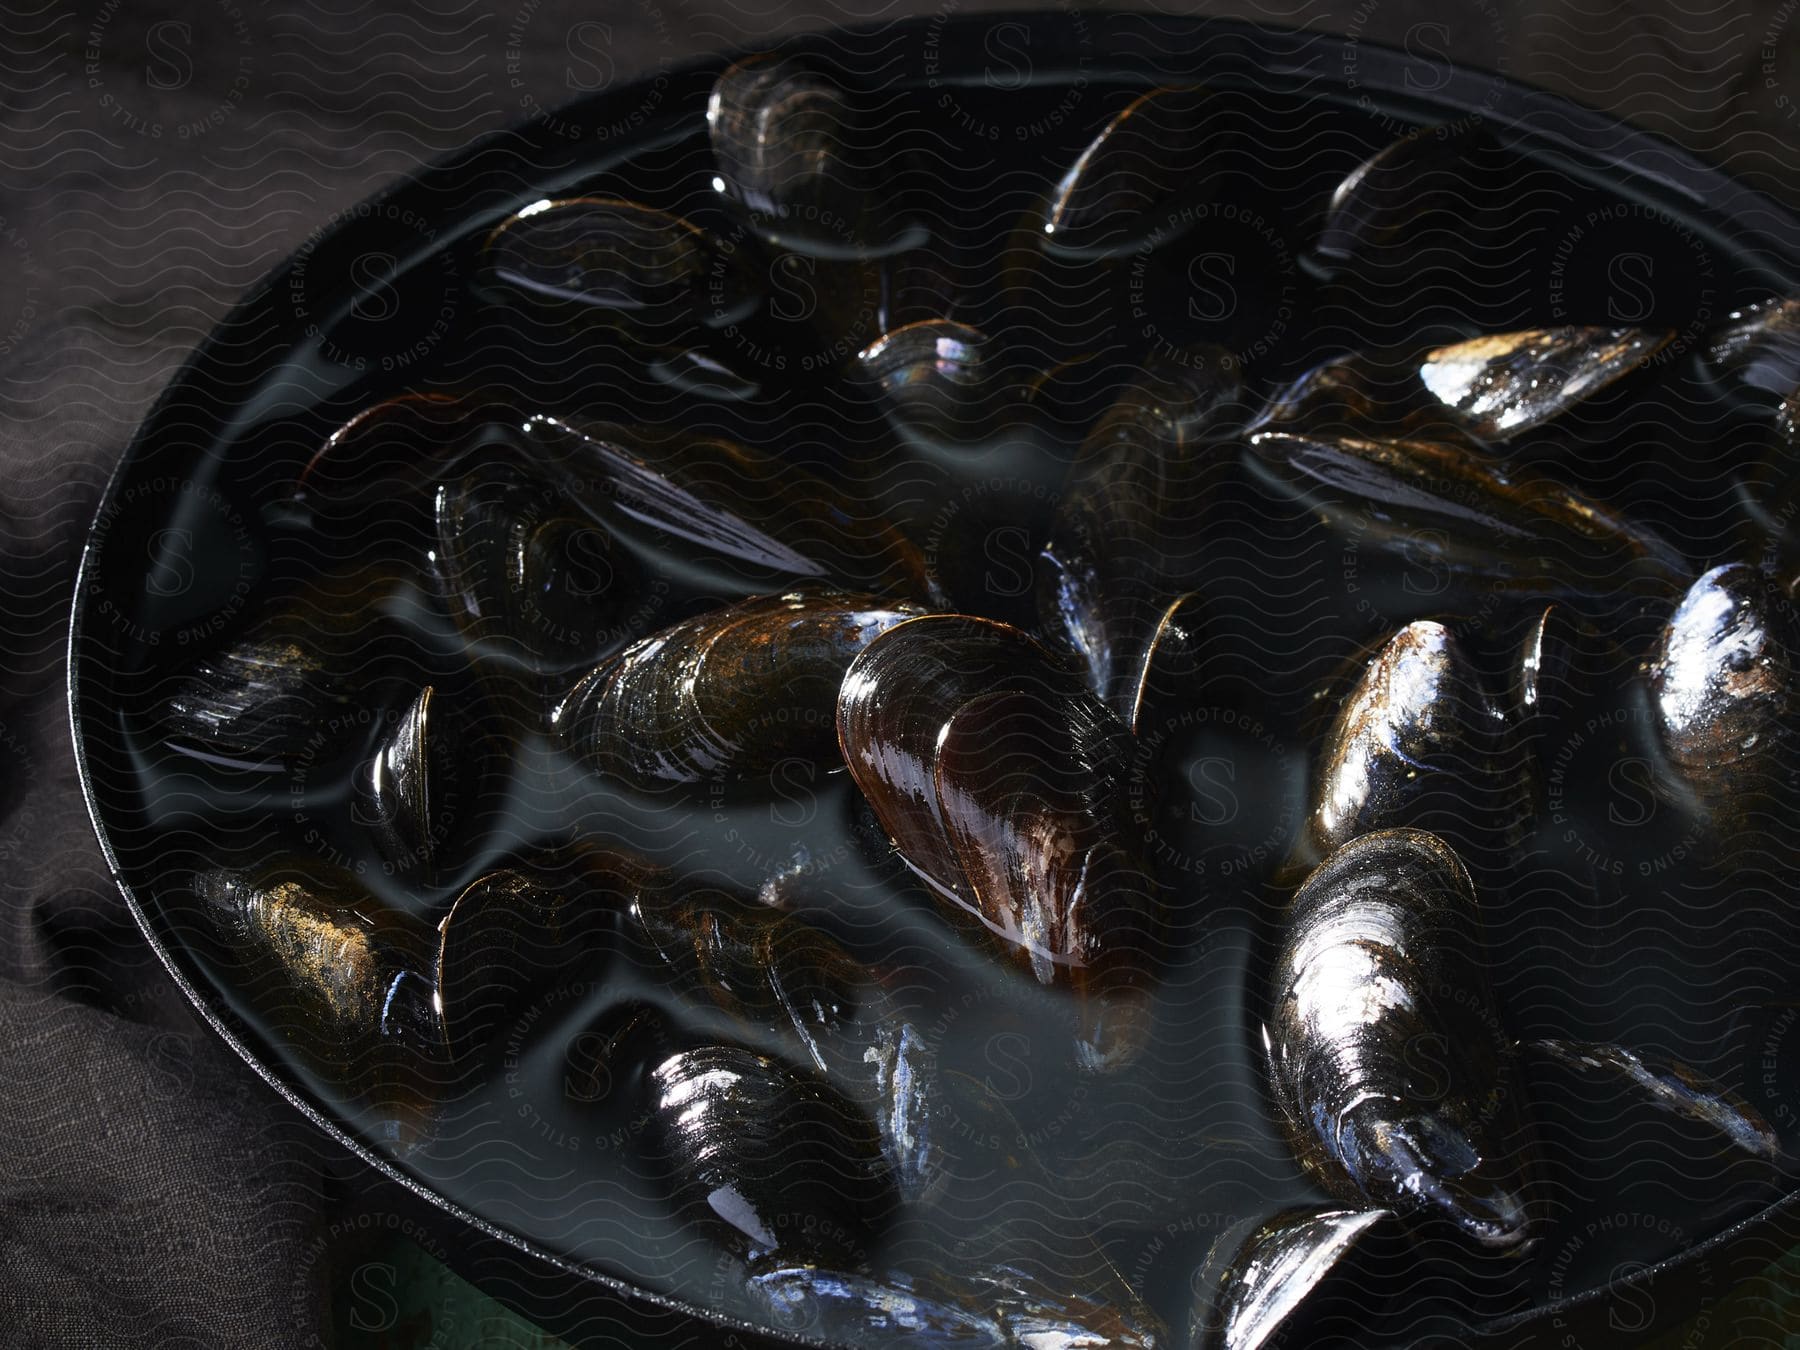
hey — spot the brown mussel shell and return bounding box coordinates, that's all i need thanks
[837,614,1161,1070]
[1266,828,1538,1255]
[193,858,447,1147]
[1245,430,1691,597]
[645,1042,896,1265]
[552,590,924,791]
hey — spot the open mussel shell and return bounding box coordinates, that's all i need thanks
[1245,430,1691,599]
[1291,619,1514,882]
[1266,828,1539,1255]
[1646,561,1800,842]
[432,453,640,676]
[1035,85,1217,262]
[1186,1207,1405,1350]
[521,414,933,602]
[1040,346,1244,718]
[292,392,481,529]
[646,1041,897,1265]
[552,589,924,792]
[483,196,759,335]
[193,858,447,1148]
[837,614,1161,1071]
[1705,296,1800,395]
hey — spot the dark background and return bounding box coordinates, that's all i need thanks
[4,2,1798,1346]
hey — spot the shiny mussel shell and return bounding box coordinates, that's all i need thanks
[353,681,507,883]
[1258,327,1671,443]
[484,196,758,334]
[1647,562,1800,835]
[432,454,639,673]
[553,590,924,790]
[1266,828,1538,1254]
[1187,1207,1404,1350]
[1040,347,1243,721]
[193,858,446,1146]
[1037,85,1215,260]
[1294,619,1512,878]
[837,614,1161,1070]
[1245,430,1690,597]
[1705,296,1800,395]
[646,1042,896,1264]
[523,414,933,601]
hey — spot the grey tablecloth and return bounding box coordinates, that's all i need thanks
[2,2,1795,1346]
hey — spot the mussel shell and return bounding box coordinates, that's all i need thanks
[1646,561,1800,835]
[483,196,759,334]
[1266,828,1537,1254]
[857,319,1005,449]
[1310,122,1511,272]
[645,1042,896,1264]
[1244,430,1691,598]
[1186,1207,1404,1350]
[746,1261,1007,1346]
[1258,328,1670,445]
[432,454,639,674]
[837,615,1160,1070]
[1041,347,1244,717]
[353,682,509,883]
[1705,296,1800,395]
[707,53,905,257]
[553,590,924,791]
[161,571,412,774]
[522,414,933,602]
[1037,85,1217,261]
[1294,620,1511,878]
[433,865,613,1061]
[193,858,447,1145]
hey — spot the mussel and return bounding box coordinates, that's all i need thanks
[1293,620,1513,879]
[1705,296,1800,395]
[1040,347,1244,721]
[1256,327,1673,444]
[707,53,912,257]
[432,454,641,675]
[553,590,924,791]
[1034,85,1217,261]
[837,614,1161,1070]
[352,682,506,883]
[521,414,934,602]
[193,858,447,1146]
[1646,562,1800,840]
[161,571,413,774]
[645,1042,896,1264]
[856,319,1008,450]
[1244,430,1691,598]
[1186,1207,1403,1350]
[1265,828,1538,1254]
[483,196,759,336]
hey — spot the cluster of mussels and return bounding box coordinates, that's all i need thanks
[153,53,1800,1350]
